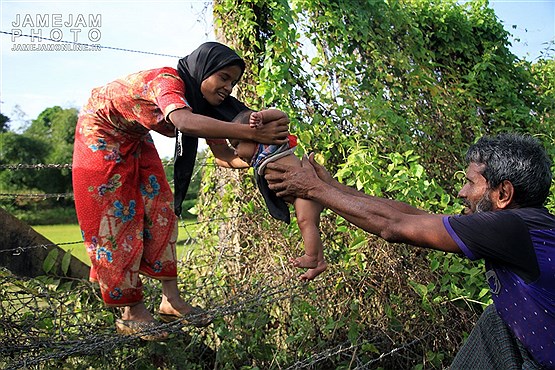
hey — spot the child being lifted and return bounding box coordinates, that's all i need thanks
[218,109,326,280]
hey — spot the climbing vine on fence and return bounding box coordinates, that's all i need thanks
[192,0,555,368]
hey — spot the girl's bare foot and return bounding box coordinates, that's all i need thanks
[158,296,212,327]
[158,296,197,317]
[290,254,319,269]
[121,302,156,322]
[299,260,328,281]
[117,302,169,341]
[157,279,212,327]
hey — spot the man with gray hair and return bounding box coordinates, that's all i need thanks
[265,133,554,369]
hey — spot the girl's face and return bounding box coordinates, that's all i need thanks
[201,64,243,106]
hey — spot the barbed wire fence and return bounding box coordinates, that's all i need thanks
[0,30,468,369]
[0,159,452,369]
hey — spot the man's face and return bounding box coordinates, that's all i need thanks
[458,162,494,215]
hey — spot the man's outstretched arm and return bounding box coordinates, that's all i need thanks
[265,154,460,253]
[301,154,429,216]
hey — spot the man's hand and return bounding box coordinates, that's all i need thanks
[306,153,334,185]
[266,155,322,199]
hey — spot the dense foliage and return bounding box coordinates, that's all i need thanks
[191,0,555,368]
[1,0,554,368]
[0,106,78,223]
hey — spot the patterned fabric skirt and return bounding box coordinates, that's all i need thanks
[72,115,178,306]
[450,304,541,369]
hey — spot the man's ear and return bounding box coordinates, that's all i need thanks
[493,180,515,209]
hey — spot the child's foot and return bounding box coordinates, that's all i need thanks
[249,111,263,128]
[290,254,319,269]
[299,260,328,281]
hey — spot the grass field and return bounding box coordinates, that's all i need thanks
[32,220,199,266]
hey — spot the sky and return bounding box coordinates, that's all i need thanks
[1,0,554,159]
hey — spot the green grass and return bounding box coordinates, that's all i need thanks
[32,224,88,264]
[32,220,199,266]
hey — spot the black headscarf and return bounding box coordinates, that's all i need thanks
[173,42,249,216]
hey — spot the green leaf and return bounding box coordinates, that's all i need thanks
[410,281,428,297]
[43,249,59,274]
[61,250,72,276]
[478,288,490,298]
[430,258,440,272]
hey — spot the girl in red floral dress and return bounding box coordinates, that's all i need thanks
[72,42,289,340]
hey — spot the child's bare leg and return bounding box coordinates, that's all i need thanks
[290,198,325,275]
[268,153,326,280]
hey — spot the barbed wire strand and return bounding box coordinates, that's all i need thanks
[0,161,219,171]
[0,164,73,170]
[1,30,182,58]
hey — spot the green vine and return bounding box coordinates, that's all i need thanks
[194,0,555,368]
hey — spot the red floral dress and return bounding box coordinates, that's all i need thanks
[72,67,189,306]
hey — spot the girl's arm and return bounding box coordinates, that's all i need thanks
[168,108,289,145]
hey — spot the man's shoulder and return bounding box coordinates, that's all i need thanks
[449,207,555,239]
[507,207,555,229]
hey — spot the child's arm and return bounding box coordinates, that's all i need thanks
[210,142,250,169]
